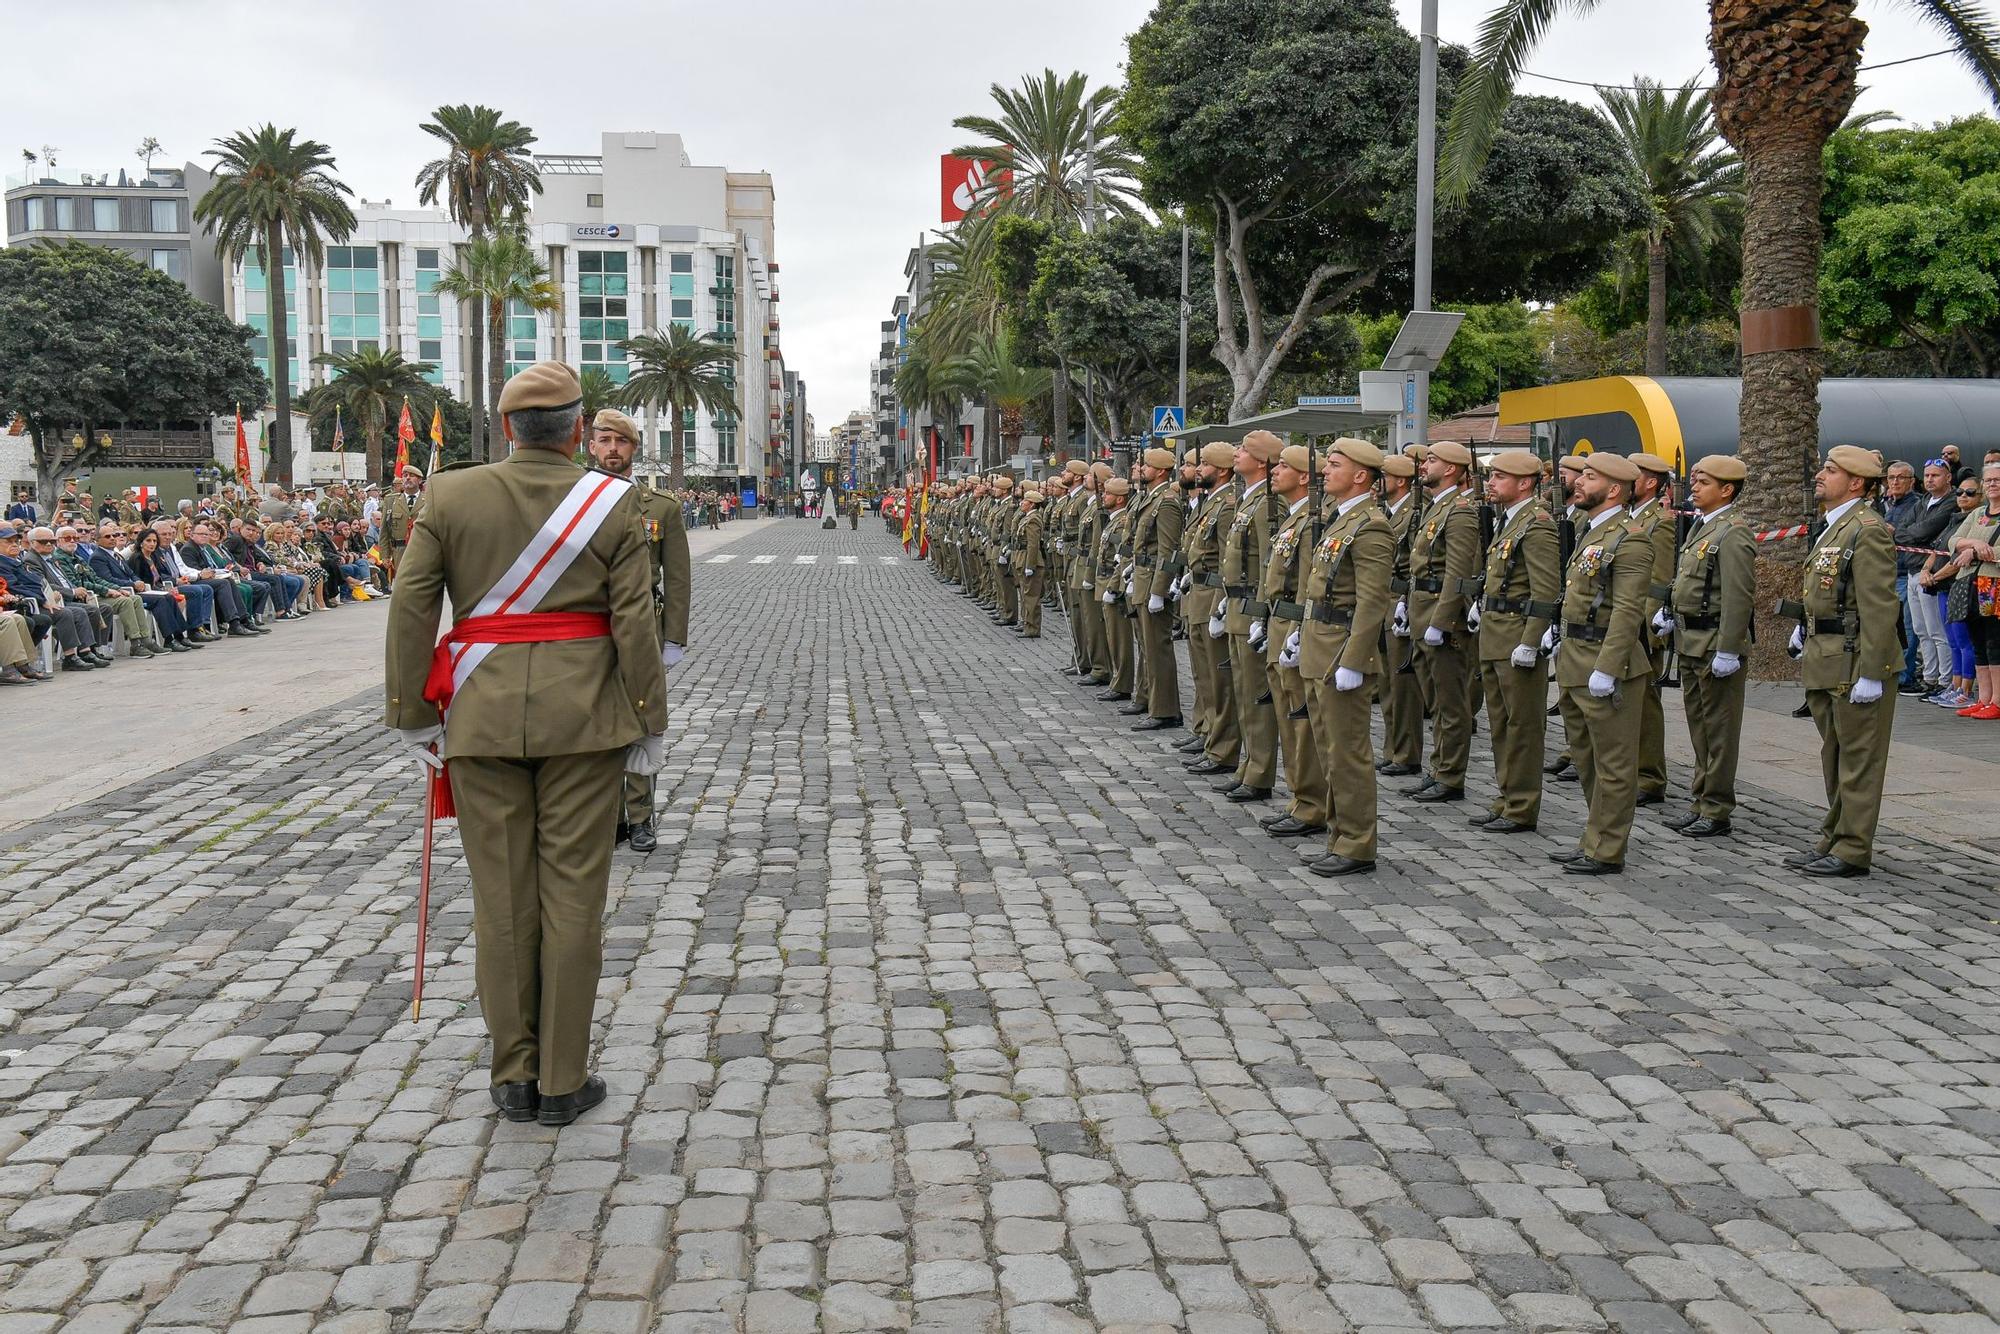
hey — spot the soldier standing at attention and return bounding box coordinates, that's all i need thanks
[1259,446,1326,840]
[1181,443,1242,778]
[1545,451,1591,783]
[990,475,1018,627]
[1403,441,1481,803]
[587,409,690,855]
[1470,450,1561,834]
[1628,453,1678,807]
[1377,451,1424,778]
[1095,478,1136,701]
[1071,466,1110,683]
[1130,447,1186,732]
[1014,487,1047,639]
[1660,455,1754,840]
[1215,432,1283,803]
[1784,446,1902,877]
[385,361,667,1126]
[1297,438,1394,876]
[383,466,425,587]
[1550,452,1651,875]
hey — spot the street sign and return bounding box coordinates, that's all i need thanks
[1152,405,1186,435]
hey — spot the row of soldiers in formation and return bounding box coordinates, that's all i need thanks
[921,433,1902,878]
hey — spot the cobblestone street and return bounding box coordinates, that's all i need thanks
[2,515,1998,1334]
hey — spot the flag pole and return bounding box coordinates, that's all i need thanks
[414,757,436,1021]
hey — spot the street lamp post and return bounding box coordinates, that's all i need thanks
[1412,0,1439,448]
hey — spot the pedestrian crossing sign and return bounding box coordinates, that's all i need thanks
[1152,405,1185,436]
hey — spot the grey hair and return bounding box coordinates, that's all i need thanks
[506,403,583,449]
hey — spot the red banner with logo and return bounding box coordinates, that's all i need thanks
[941,156,1011,223]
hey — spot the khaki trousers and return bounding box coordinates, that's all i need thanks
[1138,599,1179,719]
[1639,670,1668,798]
[1382,635,1424,767]
[1101,598,1133,694]
[1480,658,1548,825]
[1019,571,1044,636]
[1273,652,1327,824]
[1557,684,1643,864]
[1197,616,1241,767]
[1229,634,1275,787]
[450,748,625,1097]
[1307,672,1377,860]
[1682,662,1747,821]
[1415,638,1473,787]
[1807,687,1895,869]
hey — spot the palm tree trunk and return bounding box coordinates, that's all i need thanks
[366,426,383,490]
[465,298,486,464]
[487,297,507,460]
[1051,365,1071,461]
[669,397,685,489]
[985,397,1000,471]
[264,222,293,486]
[1645,233,1669,377]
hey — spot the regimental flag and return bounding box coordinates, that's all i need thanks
[234,406,252,482]
[917,424,939,559]
[333,405,346,453]
[395,397,415,480]
[901,485,915,550]
[427,405,444,476]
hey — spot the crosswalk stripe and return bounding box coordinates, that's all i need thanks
[705,554,738,564]
[839,556,858,565]
[794,554,818,564]
[751,554,777,564]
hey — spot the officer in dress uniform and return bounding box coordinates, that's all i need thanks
[1660,454,1754,840]
[385,360,667,1126]
[1471,449,1561,834]
[1545,451,1592,782]
[1783,446,1902,877]
[1297,437,1393,876]
[1181,442,1242,778]
[1215,431,1283,803]
[383,467,425,585]
[1403,441,1481,803]
[1074,464,1113,686]
[1259,445,1326,839]
[1628,453,1678,807]
[1130,446,1185,731]
[587,409,691,855]
[1377,452,1425,777]
[1094,478,1136,700]
[1550,452,1652,875]
[1014,487,1046,638]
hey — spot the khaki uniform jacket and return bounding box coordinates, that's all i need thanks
[1096,507,1131,594]
[1259,499,1313,665]
[1299,499,1393,680]
[1801,501,1903,690]
[1476,501,1562,661]
[1222,480,1279,634]
[1669,508,1755,660]
[637,486,692,647]
[1184,485,1239,604]
[385,490,423,545]
[385,451,668,759]
[1629,494,1678,647]
[1557,510,1653,687]
[1132,481,1185,599]
[1075,496,1104,591]
[1408,487,1481,637]
[1018,510,1044,573]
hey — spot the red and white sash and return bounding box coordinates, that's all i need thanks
[442,470,633,713]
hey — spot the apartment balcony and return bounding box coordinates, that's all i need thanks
[709,280,735,294]
[768,316,780,332]
[711,326,736,343]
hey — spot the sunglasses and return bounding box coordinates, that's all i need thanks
[1961,489,1979,497]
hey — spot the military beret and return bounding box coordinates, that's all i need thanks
[991,474,1014,491]
[1487,449,1543,478]
[1065,460,1089,477]
[1278,445,1313,473]
[591,408,641,446]
[1022,488,1043,503]
[1826,444,1883,479]
[1183,447,1200,466]
[1692,454,1747,483]
[496,360,583,414]
[1380,454,1417,478]
[1103,477,1131,497]
[1585,452,1640,482]
[1631,451,1673,475]
[1330,436,1384,470]
[1090,462,1114,480]
[1427,440,1474,467]
[1241,430,1284,464]
[1403,443,1429,461]
[1558,451,1590,471]
[1200,442,1236,469]
[1144,446,1175,469]
[399,465,425,479]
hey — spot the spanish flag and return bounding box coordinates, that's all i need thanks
[395,397,415,479]
[427,404,444,476]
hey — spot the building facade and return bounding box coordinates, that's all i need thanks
[4,162,226,307]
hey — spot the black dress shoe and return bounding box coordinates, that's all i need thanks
[1563,857,1624,876]
[538,1075,608,1126]
[628,820,657,853]
[1411,783,1464,803]
[490,1081,540,1123]
[1085,676,1111,687]
[1543,756,1571,775]
[1481,818,1538,834]
[1308,853,1376,877]
[1185,759,1233,776]
[1678,817,1732,839]
[1175,735,1208,753]
[1265,816,1326,838]
[1800,855,1868,878]
[166,639,192,653]
[1404,777,1439,797]
[226,624,257,638]
[1549,848,1584,864]
[1131,716,1182,731]
[1117,702,1148,716]
[1664,808,1701,831]
[1095,689,1130,702]
[1223,784,1272,802]
[1377,762,1422,777]
[1553,764,1579,782]
[1785,848,1826,868]
[1791,701,1812,718]
[1636,790,1665,807]
[1466,810,1500,828]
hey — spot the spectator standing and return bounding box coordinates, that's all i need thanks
[1944,461,2000,719]
[5,488,38,524]
[1880,462,1926,692]
[1902,460,1961,699]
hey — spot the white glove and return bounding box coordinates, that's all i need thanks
[1102,589,1117,604]
[1709,651,1740,678]
[1284,629,1300,657]
[1278,642,1299,669]
[1466,604,1481,633]
[1588,670,1616,699]
[1178,573,1193,597]
[1249,619,1267,649]
[1422,625,1445,647]
[1022,568,1034,578]
[1510,644,1538,669]
[1787,625,1804,659]
[1390,602,1410,639]
[396,725,444,772]
[624,733,666,775]
[1207,614,1225,639]
[1651,609,1675,636]
[1124,575,1135,598]
[1147,594,1165,613]
[1849,676,1883,704]
[661,642,684,669]
[1539,627,1554,654]
[1333,666,1364,692]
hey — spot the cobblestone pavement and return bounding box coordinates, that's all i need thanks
[2,517,1998,1334]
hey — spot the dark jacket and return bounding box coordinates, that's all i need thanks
[128,546,175,588]
[83,544,138,587]
[1894,493,1959,576]
[225,534,274,572]
[0,552,43,603]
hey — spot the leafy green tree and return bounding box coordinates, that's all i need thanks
[615,326,739,488]
[304,346,439,486]
[433,231,561,462]
[0,243,267,504]
[1820,115,2000,376]
[943,332,1052,462]
[1356,302,1545,419]
[415,105,542,461]
[194,124,356,486]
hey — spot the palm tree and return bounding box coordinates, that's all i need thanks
[948,332,1052,464]
[305,347,438,485]
[579,367,618,433]
[1441,0,2000,621]
[195,124,356,486]
[894,336,962,463]
[433,231,562,458]
[1598,79,1742,376]
[414,105,542,460]
[615,326,739,488]
[136,137,162,173]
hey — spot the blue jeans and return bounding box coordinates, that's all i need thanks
[175,580,215,630]
[1895,573,1919,683]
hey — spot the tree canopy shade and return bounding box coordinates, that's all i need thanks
[0,243,267,503]
[1119,0,1645,417]
[1820,115,2000,377]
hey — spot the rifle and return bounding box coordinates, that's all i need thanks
[1290,435,1320,718]
[1394,485,1420,676]
[1657,472,1690,689]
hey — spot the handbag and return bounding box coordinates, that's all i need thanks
[1946,573,1975,624]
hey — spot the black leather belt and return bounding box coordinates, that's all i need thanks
[1811,616,1849,636]
[1649,581,1673,602]
[1197,573,1226,589]
[1411,576,1444,593]
[1135,555,1156,568]
[1482,596,1561,618]
[1225,583,1254,598]
[1564,621,1608,643]
[1678,612,1719,630]
[1307,601,1353,626]
[1389,576,1410,594]
[1270,599,1306,621]
[1241,599,1270,617]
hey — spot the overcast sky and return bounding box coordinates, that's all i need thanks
[9,1,1994,423]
